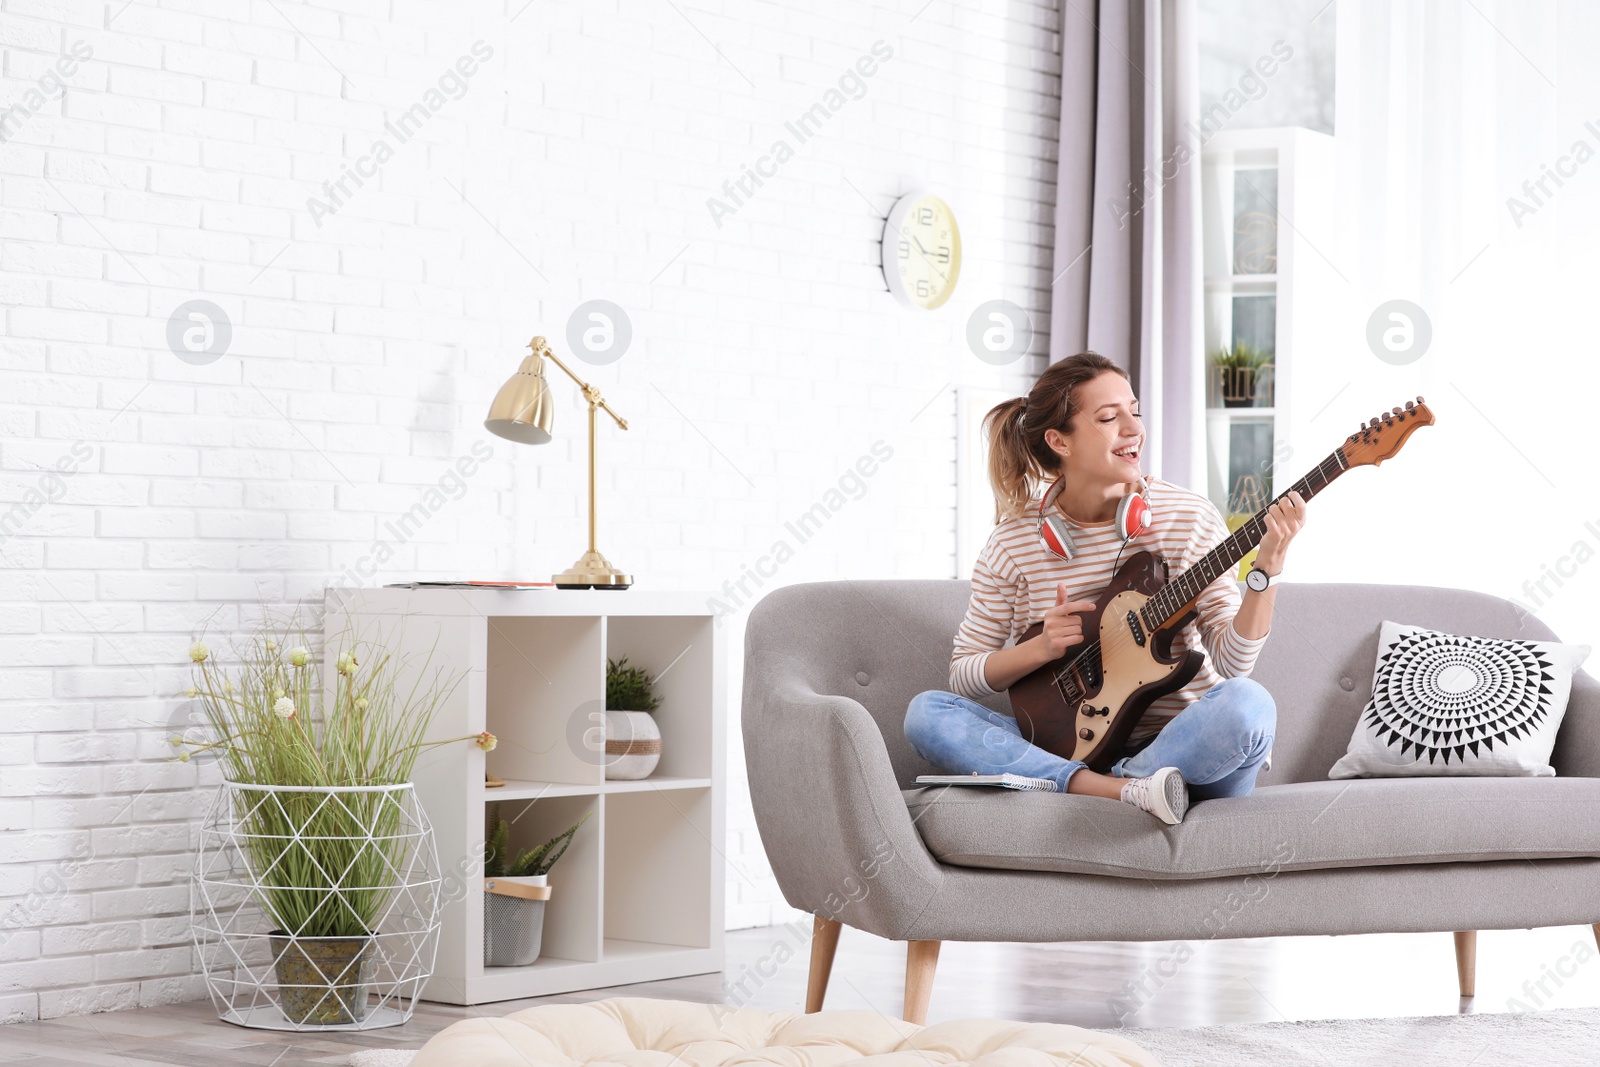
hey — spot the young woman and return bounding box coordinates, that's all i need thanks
[905,352,1306,824]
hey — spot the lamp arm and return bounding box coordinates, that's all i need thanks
[542,347,629,430]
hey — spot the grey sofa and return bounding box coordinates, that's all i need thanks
[741,578,1600,1022]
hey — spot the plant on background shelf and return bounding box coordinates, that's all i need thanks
[1209,342,1274,407]
[482,805,592,967]
[605,656,661,712]
[177,615,491,1028]
[602,656,663,781]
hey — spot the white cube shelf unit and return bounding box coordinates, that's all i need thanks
[323,587,725,1006]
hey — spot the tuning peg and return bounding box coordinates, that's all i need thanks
[1392,406,1403,415]
[1416,395,1425,403]
[1404,400,1415,410]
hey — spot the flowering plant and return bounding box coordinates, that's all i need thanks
[176,617,493,939]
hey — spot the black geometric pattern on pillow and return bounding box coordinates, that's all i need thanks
[1363,629,1554,765]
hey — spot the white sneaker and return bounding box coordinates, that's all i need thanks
[1119,766,1189,825]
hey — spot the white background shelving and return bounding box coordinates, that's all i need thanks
[323,588,725,1005]
[1200,127,1338,578]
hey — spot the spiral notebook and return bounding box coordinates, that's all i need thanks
[914,772,1057,792]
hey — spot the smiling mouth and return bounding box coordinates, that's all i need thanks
[1113,443,1141,463]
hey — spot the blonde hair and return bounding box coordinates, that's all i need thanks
[984,352,1129,522]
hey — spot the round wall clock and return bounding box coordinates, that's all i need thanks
[882,190,962,310]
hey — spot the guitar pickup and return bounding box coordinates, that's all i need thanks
[1126,609,1146,647]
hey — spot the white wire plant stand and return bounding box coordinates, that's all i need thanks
[191,781,442,1031]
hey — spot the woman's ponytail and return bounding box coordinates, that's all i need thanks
[983,397,1034,523]
[982,352,1129,524]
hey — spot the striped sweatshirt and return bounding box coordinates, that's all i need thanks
[950,474,1270,745]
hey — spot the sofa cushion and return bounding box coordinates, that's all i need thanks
[1329,619,1592,778]
[904,776,1600,880]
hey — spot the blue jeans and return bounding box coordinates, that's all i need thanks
[903,677,1277,801]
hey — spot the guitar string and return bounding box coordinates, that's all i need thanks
[1045,451,1344,705]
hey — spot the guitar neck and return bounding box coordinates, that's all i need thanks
[1142,447,1350,631]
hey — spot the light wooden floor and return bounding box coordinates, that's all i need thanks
[4,922,1600,1063]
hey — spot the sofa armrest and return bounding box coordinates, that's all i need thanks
[741,666,944,939]
[1553,667,1600,778]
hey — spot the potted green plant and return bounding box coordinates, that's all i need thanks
[603,656,662,780]
[483,806,591,967]
[178,619,489,1029]
[1209,342,1274,407]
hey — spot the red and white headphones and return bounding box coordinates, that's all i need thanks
[1038,474,1152,560]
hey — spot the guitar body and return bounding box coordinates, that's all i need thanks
[1009,550,1204,772]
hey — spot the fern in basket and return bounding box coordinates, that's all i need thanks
[484,805,592,878]
[176,614,494,939]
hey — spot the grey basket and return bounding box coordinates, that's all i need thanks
[484,884,547,967]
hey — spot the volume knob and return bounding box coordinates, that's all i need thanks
[1079,727,1094,740]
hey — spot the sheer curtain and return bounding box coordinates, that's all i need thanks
[1051,0,1205,490]
[1328,0,1600,643]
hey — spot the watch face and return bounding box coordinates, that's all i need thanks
[1247,568,1267,591]
[885,194,961,310]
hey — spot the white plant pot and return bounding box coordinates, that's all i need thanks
[603,709,661,780]
[483,874,549,967]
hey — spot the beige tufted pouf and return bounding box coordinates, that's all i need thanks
[410,996,1161,1067]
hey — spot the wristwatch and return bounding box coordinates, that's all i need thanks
[1246,565,1282,593]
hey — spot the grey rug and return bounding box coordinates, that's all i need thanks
[1123,1006,1599,1066]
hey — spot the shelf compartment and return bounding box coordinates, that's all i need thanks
[603,788,713,950]
[604,615,714,781]
[486,615,603,788]
[482,792,602,967]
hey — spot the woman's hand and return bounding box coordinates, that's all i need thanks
[1034,582,1099,662]
[1256,489,1307,572]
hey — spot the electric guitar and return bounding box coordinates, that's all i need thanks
[1008,397,1435,772]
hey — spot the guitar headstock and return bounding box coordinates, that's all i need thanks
[1341,397,1434,468]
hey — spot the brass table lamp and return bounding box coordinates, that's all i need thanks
[485,336,632,589]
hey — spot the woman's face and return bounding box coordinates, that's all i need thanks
[1044,371,1143,486]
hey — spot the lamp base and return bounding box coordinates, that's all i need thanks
[553,549,633,590]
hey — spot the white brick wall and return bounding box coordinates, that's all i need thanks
[0,0,1060,1020]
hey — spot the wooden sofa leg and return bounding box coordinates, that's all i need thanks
[806,916,842,1013]
[903,940,941,1025]
[1592,924,1600,954]
[1453,931,1477,997]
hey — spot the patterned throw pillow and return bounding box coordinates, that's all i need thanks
[1329,620,1592,779]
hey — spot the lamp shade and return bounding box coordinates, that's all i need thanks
[485,353,555,445]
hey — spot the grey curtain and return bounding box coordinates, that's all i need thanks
[1050,0,1203,490]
